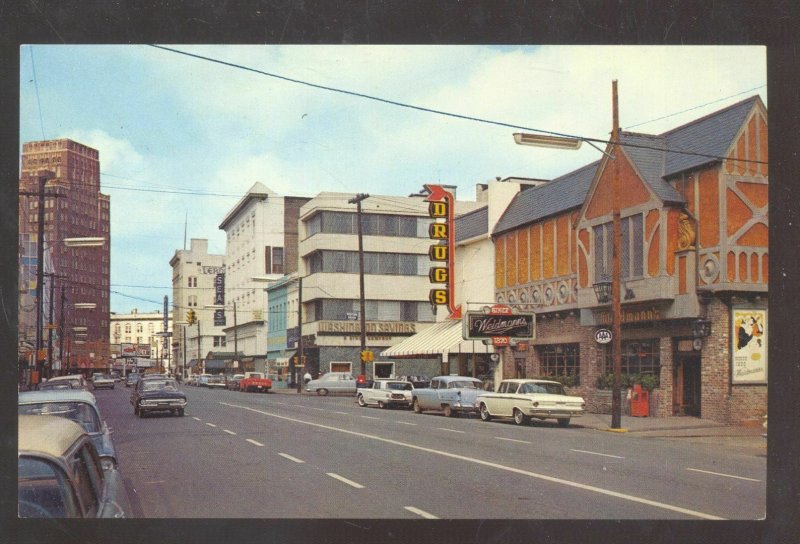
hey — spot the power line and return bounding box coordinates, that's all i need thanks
[149,45,767,166]
[29,46,46,140]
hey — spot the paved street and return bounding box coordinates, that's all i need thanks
[93,385,766,519]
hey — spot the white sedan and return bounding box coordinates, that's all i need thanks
[356,380,413,409]
[475,379,585,427]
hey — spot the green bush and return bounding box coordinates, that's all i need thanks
[596,372,660,391]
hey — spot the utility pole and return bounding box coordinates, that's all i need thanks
[46,274,55,379]
[297,276,303,393]
[348,193,369,378]
[59,284,65,377]
[610,80,623,430]
[197,319,202,374]
[35,174,47,384]
[233,300,238,371]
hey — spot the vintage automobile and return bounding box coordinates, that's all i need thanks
[411,376,483,417]
[205,375,227,389]
[91,373,115,390]
[357,379,413,409]
[18,415,130,518]
[130,377,187,417]
[398,375,431,389]
[196,374,213,388]
[306,372,357,396]
[125,373,141,388]
[226,374,245,390]
[46,374,90,391]
[39,381,75,391]
[239,372,272,393]
[110,371,122,382]
[474,379,586,427]
[18,390,119,471]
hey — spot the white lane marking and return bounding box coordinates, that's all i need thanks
[143,480,166,484]
[686,468,761,482]
[396,422,417,426]
[361,416,380,420]
[326,473,364,489]
[310,407,326,411]
[192,417,202,421]
[496,437,532,444]
[246,439,264,447]
[205,422,217,428]
[223,429,237,435]
[278,453,305,464]
[436,427,465,434]
[219,401,725,520]
[404,506,438,519]
[571,449,625,459]
[333,411,347,415]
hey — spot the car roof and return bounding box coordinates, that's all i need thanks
[19,390,99,405]
[48,374,85,382]
[18,415,85,457]
[502,379,561,385]
[432,375,482,382]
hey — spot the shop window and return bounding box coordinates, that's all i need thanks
[538,343,581,385]
[603,339,660,377]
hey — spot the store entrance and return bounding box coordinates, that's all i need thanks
[673,353,701,416]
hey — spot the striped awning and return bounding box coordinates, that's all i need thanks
[380,319,494,358]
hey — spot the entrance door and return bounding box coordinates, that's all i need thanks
[672,354,701,416]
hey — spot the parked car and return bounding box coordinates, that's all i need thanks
[125,373,141,388]
[91,373,115,390]
[18,415,130,518]
[45,374,90,391]
[226,374,245,390]
[18,390,118,471]
[398,375,431,389]
[130,378,187,417]
[305,372,357,396]
[39,381,75,391]
[411,375,483,417]
[196,374,213,388]
[110,371,121,382]
[205,375,226,389]
[357,379,413,409]
[475,379,586,427]
[186,374,198,386]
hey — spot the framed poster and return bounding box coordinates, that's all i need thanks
[731,308,767,384]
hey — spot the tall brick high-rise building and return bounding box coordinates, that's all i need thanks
[19,139,111,376]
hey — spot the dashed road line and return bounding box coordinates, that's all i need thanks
[333,411,348,415]
[436,427,465,433]
[192,417,202,421]
[223,429,237,435]
[361,416,380,420]
[205,422,217,427]
[571,449,625,459]
[686,468,761,482]
[326,473,364,489]
[246,439,265,447]
[219,401,726,520]
[404,506,438,519]
[496,437,531,444]
[278,453,305,463]
[396,421,417,426]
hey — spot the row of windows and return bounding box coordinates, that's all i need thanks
[306,211,429,238]
[308,299,436,322]
[594,215,645,281]
[307,250,427,276]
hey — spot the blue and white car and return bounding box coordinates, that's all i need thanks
[411,375,483,417]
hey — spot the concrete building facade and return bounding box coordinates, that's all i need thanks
[109,308,173,371]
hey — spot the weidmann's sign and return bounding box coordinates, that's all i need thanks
[464,312,535,339]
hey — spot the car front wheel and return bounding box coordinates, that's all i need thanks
[412,398,422,413]
[178,408,185,417]
[479,403,492,421]
[443,405,453,418]
[318,388,328,396]
[378,401,386,409]
[513,408,529,426]
[357,394,366,407]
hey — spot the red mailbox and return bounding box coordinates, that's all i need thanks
[631,384,649,417]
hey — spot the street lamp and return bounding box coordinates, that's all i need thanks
[513,80,624,430]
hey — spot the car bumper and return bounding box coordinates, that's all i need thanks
[525,409,583,418]
[94,382,115,388]
[139,399,187,412]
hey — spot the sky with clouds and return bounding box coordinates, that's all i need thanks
[18,45,766,314]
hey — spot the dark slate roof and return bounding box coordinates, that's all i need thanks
[455,206,488,242]
[662,95,757,176]
[491,96,760,235]
[493,160,600,235]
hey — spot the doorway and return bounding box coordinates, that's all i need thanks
[673,354,701,416]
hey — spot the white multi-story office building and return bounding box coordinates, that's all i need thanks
[170,238,226,376]
[110,308,173,370]
[217,182,310,373]
[297,190,482,379]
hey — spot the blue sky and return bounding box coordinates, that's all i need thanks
[19,45,767,314]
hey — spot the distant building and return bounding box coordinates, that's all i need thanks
[170,238,226,376]
[109,308,173,370]
[18,139,110,375]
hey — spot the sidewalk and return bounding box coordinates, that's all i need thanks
[575,412,766,438]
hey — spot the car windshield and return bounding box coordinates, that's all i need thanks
[19,402,101,433]
[142,380,178,391]
[448,380,479,389]
[40,383,73,390]
[520,382,565,395]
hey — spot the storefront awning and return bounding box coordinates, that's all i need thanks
[380,319,494,358]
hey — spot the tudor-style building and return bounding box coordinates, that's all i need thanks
[493,96,767,424]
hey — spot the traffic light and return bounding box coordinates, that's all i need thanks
[360,350,374,363]
[186,309,196,325]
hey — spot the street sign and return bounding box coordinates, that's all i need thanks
[594,328,613,344]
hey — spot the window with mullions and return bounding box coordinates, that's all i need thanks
[593,214,644,282]
[603,339,660,376]
[538,344,580,385]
